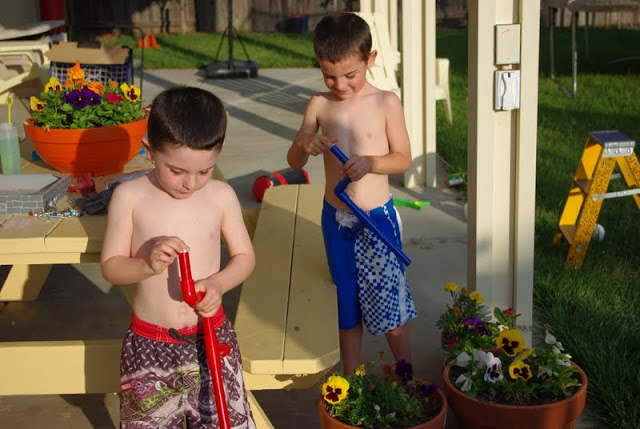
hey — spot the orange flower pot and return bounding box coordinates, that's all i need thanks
[23,116,148,176]
[317,382,447,429]
[442,364,588,429]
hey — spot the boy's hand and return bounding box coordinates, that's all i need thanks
[148,236,189,275]
[301,134,336,156]
[343,154,372,182]
[194,278,223,318]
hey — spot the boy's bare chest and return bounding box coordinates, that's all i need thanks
[132,194,222,245]
[319,102,388,154]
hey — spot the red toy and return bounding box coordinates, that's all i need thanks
[67,173,96,196]
[252,168,310,202]
[178,251,230,429]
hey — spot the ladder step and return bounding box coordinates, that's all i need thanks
[575,179,591,195]
[557,224,576,244]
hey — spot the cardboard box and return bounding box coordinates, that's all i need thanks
[45,41,132,85]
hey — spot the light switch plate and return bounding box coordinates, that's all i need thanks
[495,24,521,65]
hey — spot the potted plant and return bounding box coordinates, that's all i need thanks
[318,357,447,428]
[437,282,588,429]
[24,60,147,176]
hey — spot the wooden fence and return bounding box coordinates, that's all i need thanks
[63,0,640,40]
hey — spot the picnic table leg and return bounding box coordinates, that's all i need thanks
[0,264,52,301]
[247,391,275,429]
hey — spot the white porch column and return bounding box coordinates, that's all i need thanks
[402,0,436,188]
[467,0,540,344]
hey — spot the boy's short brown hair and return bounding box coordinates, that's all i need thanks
[313,12,372,63]
[147,86,227,151]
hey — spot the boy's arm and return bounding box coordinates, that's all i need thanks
[101,185,182,285]
[344,92,412,179]
[287,95,335,169]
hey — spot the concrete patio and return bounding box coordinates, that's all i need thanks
[0,68,599,428]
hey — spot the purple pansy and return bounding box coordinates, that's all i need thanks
[66,88,100,109]
[395,359,413,382]
[421,383,438,397]
[463,316,482,326]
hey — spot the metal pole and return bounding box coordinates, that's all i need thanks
[549,6,555,79]
[227,0,233,69]
[571,11,577,98]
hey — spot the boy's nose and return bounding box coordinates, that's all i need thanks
[183,175,196,190]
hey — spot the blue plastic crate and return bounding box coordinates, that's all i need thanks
[49,48,133,85]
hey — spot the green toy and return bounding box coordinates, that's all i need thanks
[393,198,431,210]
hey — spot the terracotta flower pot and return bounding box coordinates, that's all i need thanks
[442,364,588,429]
[317,383,448,429]
[23,116,148,176]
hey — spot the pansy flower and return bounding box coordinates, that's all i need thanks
[44,77,62,92]
[395,359,413,382]
[455,374,472,392]
[106,92,124,104]
[30,97,45,111]
[483,352,503,383]
[322,375,349,404]
[355,364,365,376]
[496,329,525,356]
[66,88,99,109]
[463,316,482,326]
[120,83,141,101]
[509,360,532,381]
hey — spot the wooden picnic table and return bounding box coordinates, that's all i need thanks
[0,138,339,427]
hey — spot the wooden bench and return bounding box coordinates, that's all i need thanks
[235,184,339,384]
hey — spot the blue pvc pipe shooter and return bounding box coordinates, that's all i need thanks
[329,145,411,266]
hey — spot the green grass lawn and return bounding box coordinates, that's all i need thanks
[113,27,640,427]
[109,32,316,69]
[436,27,640,429]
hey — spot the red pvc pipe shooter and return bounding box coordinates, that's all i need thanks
[178,250,231,429]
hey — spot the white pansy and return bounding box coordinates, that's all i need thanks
[545,330,557,345]
[498,324,509,332]
[473,349,488,368]
[455,352,471,368]
[483,352,504,383]
[538,365,553,378]
[455,374,473,392]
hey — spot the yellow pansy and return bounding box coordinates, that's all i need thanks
[30,97,45,111]
[120,83,141,101]
[496,329,525,357]
[322,375,349,404]
[514,348,535,362]
[444,282,458,292]
[509,360,532,381]
[355,364,365,376]
[44,77,62,92]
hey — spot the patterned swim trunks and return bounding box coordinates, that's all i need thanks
[322,197,418,335]
[119,311,255,429]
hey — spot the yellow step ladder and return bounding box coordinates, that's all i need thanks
[553,130,640,268]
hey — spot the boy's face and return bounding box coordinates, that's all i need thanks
[318,51,376,100]
[143,139,221,200]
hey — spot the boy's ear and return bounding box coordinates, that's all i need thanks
[141,137,152,159]
[367,50,378,68]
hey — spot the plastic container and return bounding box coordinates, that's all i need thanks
[0,123,22,174]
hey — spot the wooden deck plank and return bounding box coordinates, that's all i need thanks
[283,185,339,374]
[235,185,298,374]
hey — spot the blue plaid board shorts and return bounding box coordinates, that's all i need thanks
[321,197,417,335]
